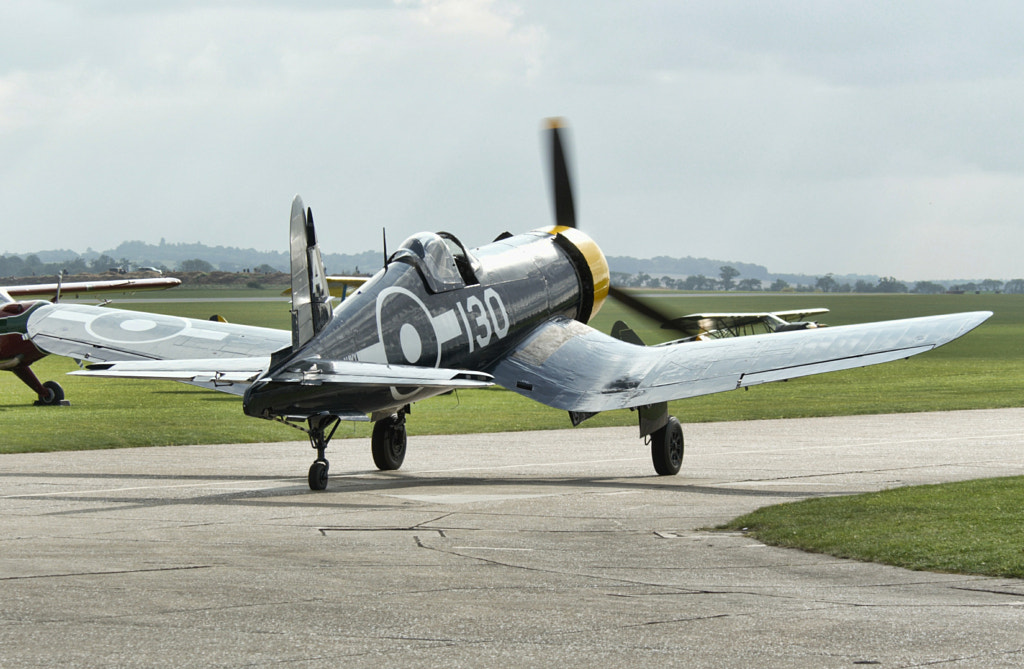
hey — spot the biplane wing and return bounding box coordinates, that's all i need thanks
[1,277,181,303]
[663,308,830,338]
[281,275,370,300]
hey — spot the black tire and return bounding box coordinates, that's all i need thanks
[308,460,329,491]
[372,415,407,471]
[651,416,684,475]
[35,381,65,406]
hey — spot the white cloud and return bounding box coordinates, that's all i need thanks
[2,1,1024,279]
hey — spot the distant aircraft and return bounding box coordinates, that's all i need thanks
[22,120,990,488]
[1,277,181,404]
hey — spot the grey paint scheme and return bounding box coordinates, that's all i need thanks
[289,196,333,350]
[490,311,992,413]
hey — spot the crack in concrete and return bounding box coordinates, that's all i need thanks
[0,564,210,581]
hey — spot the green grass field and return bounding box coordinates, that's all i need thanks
[2,290,1021,452]
[719,476,1024,579]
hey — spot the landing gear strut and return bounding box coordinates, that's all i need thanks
[307,414,340,491]
[13,365,69,406]
[371,411,407,471]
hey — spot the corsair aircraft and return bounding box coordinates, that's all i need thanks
[23,121,990,489]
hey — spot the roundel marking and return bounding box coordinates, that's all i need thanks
[85,311,190,344]
[375,287,440,367]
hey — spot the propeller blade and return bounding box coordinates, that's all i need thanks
[607,285,691,338]
[546,118,576,228]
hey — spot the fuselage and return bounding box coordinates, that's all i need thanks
[242,226,609,419]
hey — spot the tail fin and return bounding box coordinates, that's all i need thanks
[289,195,333,350]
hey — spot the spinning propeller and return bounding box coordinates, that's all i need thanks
[544,118,689,338]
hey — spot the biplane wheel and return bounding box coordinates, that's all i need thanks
[651,416,684,476]
[34,381,65,406]
[371,415,407,471]
[308,459,329,491]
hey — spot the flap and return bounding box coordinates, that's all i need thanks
[267,358,493,388]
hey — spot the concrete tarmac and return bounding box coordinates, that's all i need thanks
[2,408,1023,667]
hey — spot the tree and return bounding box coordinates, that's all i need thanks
[912,281,945,294]
[980,279,1004,293]
[89,254,118,273]
[815,274,839,293]
[718,265,740,291]
[1004,279,1024,294]
[768,278,789,292]
[628,272,651,288]
[0,255,26,277]
[683,274,717,291]
[875,276,907,293]
[179,258,214,273]
[736,278,762,291]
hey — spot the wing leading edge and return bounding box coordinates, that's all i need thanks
[489,311,992,413]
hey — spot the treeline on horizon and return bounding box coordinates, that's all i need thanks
[0,241,1020,294]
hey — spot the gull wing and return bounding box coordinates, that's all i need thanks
[25,303,291,364]
[488,311,992,413]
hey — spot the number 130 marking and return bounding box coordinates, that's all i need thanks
[456,288,509,352]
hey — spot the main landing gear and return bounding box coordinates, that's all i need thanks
[304,409,409,491]
[371,412,407,471]
[12,365,69,406]
[637,401,684,476]
[649,416,684,475]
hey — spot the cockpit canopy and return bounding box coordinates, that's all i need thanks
[389,231,479,293]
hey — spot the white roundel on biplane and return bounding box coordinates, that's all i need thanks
[375,287,440,367]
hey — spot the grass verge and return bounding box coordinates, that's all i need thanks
[718,477,1024,578]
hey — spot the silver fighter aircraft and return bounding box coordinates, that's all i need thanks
[24,120,991,489]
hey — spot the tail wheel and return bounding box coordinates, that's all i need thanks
[372,414,407,470]
[651,416,684,475]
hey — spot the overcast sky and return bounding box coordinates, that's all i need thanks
[3,1,1023,280]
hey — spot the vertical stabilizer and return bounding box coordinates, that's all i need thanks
[289,195,333,350]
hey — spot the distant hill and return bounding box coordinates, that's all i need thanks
[2,240,1010,290]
